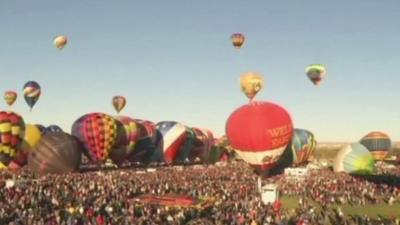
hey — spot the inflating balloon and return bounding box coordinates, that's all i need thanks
[226,101,293,175]
[360,131,391,161]
[231,33,245,49]
[333,143,375,175]
[54,35,68,50]
[23,81,41,111]
[28,132,82,174]
[35,124,47,135]
[189,127,208,162]
[177,126,196,163]
[240,72,264,101]
[131,119,157,163]
[305,64,326,86]
[110,116,138,165]
[4,91,17,107]
[0,111,25,166]
[112,96,126,114]
[152,121,187,164]
[71,113,120,163]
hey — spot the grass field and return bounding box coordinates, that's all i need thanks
[280,196,400,219]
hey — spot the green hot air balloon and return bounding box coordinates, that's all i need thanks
[333,143,376,175]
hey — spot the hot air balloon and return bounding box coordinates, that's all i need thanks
[130,119,157,163]
[152,121,187,164]
[305,64,326,86]
[333,143,376,175]
[14,124,42,166]
[0,111,25,166]
[109,116,138,165]
[23,81,41,111]
[200,128,214,163]
[231,33,245,49]
[71,113,120,163]
[360,131,391,161]
[112,96,126,114]
[4,91,17,107]
[54,35,68,50]
[189,127,208,162]
[226,101,293,175]
[240,72,264,101]
[46,125,63,133]
[289,129,317,165]
[177,127,196,163]
[28,132,82,174]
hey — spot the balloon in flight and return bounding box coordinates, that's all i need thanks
[231,33,245,49]
[54,35,68,50]
[23,81,41,111]
[239,72,264,101]
[112,96,127,114]
[305,64,326,86]
[4,91,17,107]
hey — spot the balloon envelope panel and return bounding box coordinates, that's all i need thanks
[360,131,391,161]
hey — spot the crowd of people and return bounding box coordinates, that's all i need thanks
[1,161,400,225]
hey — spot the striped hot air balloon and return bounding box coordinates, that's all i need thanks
[189,127,208,162]
[360,131,391,161]
[152,121,187,164]
[4,91,17,107]
[290,129,317,165]
[23,81,41,111]
[333,143,376,175]
[226,101,293,175]
[71,113,121,163]
[0,111,25,165]
[28,132,82,174]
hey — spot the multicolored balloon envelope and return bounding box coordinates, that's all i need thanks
[131,119,157,163]
[333,143,376,175]
[28,132,82,174]
[176,126,196,163]
[35,124,47,135]
[226,101,293,175]
[4,91,17,107]
[71,113,120,163]
[23,81,41,111]
[305,64,326,86]
[15,124,42,166]
[199,129,214,162]
[0,111,25,165]
[152,121,187,164]
[359,131,391,161]
[109,116,138,165]
[231,33,245,49]
[290,129,317,165]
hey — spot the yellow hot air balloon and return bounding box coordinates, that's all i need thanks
[4,91,17,107]
[21,124,42,152]
[54,35,68,50]
[239,72,264,101]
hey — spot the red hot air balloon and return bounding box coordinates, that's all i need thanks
[226,101,293,175]
[71,113,120,163]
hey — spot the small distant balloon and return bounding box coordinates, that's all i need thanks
[239,72,264,101]
[4,91,17,107]
[112,96,127,114]
[305,64,326,86]
[23,81,41,111]
[54,35,68,50]
[231,33,245,49]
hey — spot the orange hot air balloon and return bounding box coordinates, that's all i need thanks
[4,91,17,107]
[231,33,245,49]
[54,35,68,50]
[112,96,127,114]
[240,72,264,101]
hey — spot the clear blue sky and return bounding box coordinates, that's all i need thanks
[1,0,399,142]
